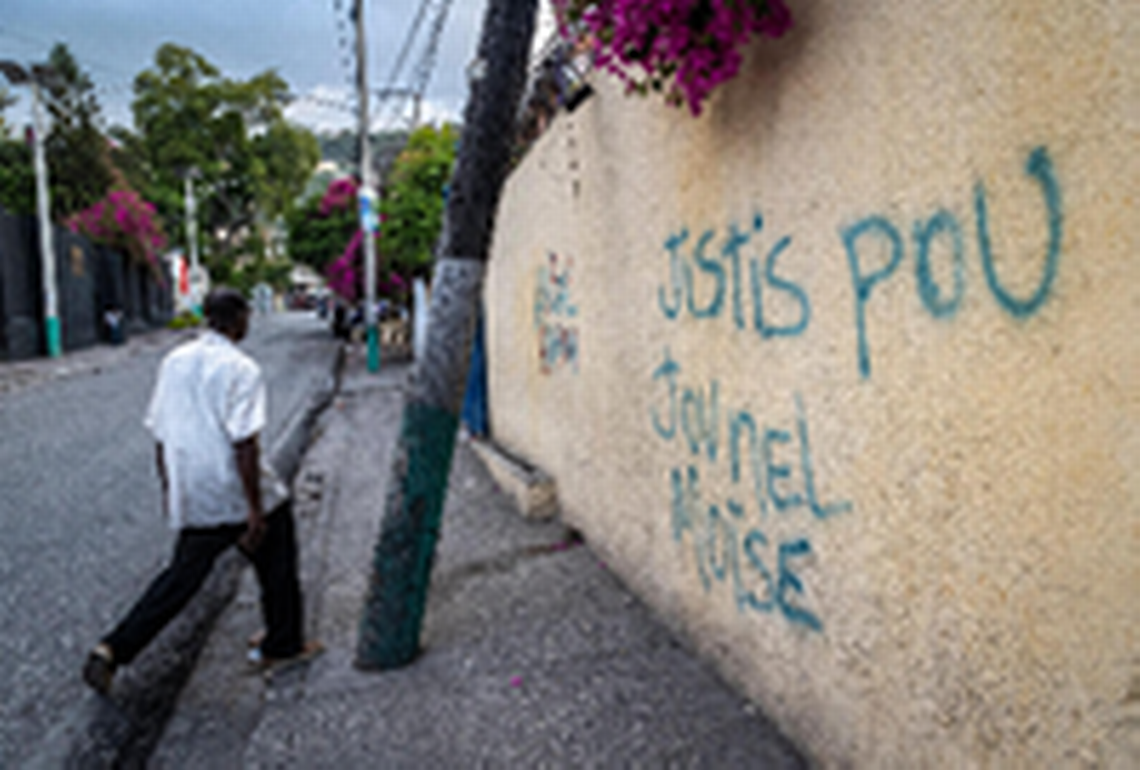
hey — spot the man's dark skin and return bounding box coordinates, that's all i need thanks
[154,308,267,553]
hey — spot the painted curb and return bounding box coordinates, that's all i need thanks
[468,438,558,520]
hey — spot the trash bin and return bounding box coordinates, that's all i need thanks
[104,308,125,345]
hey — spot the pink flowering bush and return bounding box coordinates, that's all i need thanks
[326,227,406,302]
[68,189,168,274]
[320,177,358,216]
[555,0,793,115]
[327,229,364,301]
[318,178,405,303]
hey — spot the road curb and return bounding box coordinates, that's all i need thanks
[22,342,345,769]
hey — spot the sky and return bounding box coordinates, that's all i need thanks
[0,0,556,136]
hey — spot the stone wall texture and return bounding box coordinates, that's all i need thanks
[483,0,1139,766]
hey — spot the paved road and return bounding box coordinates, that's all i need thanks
[0,312,337,768]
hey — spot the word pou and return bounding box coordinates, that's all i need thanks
[843,146,1063,378]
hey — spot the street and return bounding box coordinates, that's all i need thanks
[0,311,338,767]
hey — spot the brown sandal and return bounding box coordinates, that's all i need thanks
[249,640,325,677]
[82,644,116,695]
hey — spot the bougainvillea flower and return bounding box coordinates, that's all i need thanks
[555,0,792,115]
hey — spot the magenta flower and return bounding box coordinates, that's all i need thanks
[320,177,359,216]
[68,187,167,270]
[556,0,792,115]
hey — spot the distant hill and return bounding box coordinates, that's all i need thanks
[316,130,410,179]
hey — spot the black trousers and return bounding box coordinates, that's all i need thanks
[104,502,303,664]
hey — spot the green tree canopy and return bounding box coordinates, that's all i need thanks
[284,185,357,272]
[0,139,34,215]
[0,87,31,215]
[42,43,115,219]
[0,46,116,219]
[0,87,16,136]
[119,43,319,274]
[379,123,459,277]
[253,120,321,220]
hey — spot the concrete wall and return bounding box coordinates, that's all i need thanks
[0,207,172,358]
[0,210,40,360]
[483,0,1139,766]
[55,227,100,352]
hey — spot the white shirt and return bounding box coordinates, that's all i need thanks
[144,330,289,529]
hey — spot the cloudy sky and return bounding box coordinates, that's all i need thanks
[1,0,556,135]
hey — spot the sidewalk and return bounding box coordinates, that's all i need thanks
[154,347,808,768]
[0,327,187,398]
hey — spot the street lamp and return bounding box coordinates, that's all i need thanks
[179,167,204,316]
[356,0,380,372]
[0,60,62,358]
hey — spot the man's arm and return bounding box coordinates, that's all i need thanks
[234,435,266,552]
[155,442,168,518]
[155,443,167,486]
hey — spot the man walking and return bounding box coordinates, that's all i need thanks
[83,287,319,694]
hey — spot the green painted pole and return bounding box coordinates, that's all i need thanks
[31,81,62,358]
[357,0,381,374]
[356,0,538,670]
[367,324,380,372]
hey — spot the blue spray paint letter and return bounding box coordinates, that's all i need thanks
[686,229,724,319]
[707,504,730,582]
[670,465,712,591]
[679,380,719,463]
[729,409,769,519]
[842,216,905,379]
[722,223,750,330]
[913,209,965,319]
[777,539,823,631]
[742,530,776,613]
[976,146,1063,319]
[763,428,804,512]
[795,393,852,520]
[763,235,812,337]
[650,347,680,440]
[658,229,688,320]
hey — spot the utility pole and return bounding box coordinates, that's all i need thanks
[356,0,538,670]
[0,60,65,359]
[356,0,381,372]
[184,169,202,316]
[29,78,61,358]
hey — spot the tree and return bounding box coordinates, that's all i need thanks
[379,123,459,278]
[0,138,35,215]
[0,87,16,136]
[356,0,539,670]
[253,120,321,221]
[123,44,225,236]
[42,43,115,219]
[284,183,358,273]
[0,88,34,215]
[123,44,318,272]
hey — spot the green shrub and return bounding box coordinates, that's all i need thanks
[168,311,202,330]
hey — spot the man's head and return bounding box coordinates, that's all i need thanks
[204,287,251,341]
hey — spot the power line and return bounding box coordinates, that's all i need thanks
[370,0,455,131]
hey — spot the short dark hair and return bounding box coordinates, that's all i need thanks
[204,287,250,332]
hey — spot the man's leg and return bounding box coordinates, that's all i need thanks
[245,502,304,659]
[102,524,243,666]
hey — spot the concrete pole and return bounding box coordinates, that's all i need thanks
[357,0,380,372]
[30,81,61,358]
[184,174,202,316]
